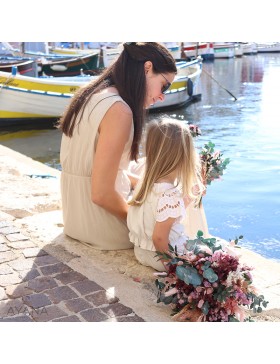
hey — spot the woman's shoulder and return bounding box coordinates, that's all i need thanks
[91,89,132,116]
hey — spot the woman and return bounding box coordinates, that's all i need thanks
[59,42,177,250]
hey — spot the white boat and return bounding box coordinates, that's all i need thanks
[213,43,235,58]
[183,42,214,60]
[234,43,244,57]
[256,42,280,53]
[0,58,203,124]
[242,42,258,55]
[0,85,72,122]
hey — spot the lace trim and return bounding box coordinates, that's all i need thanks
[156,190,185,222]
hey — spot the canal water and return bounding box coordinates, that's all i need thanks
[1,53,280,262]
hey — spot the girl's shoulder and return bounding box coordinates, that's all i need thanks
[152,182,182,198]
[154,183,185,222]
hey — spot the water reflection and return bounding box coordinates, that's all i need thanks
[0,54,280,261]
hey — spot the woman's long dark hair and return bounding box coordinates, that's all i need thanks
[58,42,177,161]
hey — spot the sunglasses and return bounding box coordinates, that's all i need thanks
[160,73,171,94]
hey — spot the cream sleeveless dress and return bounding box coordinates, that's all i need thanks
[60,92,134,250]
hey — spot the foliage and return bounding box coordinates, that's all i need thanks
[154,232,268,322]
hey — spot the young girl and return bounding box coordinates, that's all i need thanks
[127,118,205,271]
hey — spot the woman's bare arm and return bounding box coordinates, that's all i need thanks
[91,101,132,220]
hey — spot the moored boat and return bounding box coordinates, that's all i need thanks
[0,58,203,125]
[213,43,235,58]
[242,42,258,55]
[37,52,100,77]
[183,42,214,61]
[256,42,280,53]
[0,59,38,77]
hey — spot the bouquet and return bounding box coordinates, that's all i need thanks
[188,123,230,206]
[200,141,230,186]
[155,232,268,322]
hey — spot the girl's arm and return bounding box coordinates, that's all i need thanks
[152,217,176,253]
[91,101,132,220]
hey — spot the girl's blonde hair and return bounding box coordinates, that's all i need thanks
[129,118,204,206]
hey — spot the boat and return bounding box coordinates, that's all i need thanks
[37,52,100,77]
[213,43,235,58]
[50,45,121,67]
[0,85,72,124]
[0,58,203,125]
[241,42,258,55]
[183,42,214,61]
[0,70,96,94]
[234,43,244,57]
[0,59,38,76]
[256,42,280,53]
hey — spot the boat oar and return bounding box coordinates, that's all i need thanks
[202,68,238,101]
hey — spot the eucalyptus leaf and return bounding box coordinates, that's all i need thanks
[203,267,218,283]
[176,266,203,286]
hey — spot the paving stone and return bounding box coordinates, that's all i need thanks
[0,287,7,300]
[0,272,22,287]
[0,221,13,229]
[22,248,48,258]
[40,262,72,276]
[0,264,14,275]
[5,282,33,299]
[71,279,104,295]
[0,315,33,322]
[0,226,20,235]
[18,269,41,282]
[64,298,92,313]
[5,233,29,242]
[54,271,86,285]
[110,315,145,322]
[7,240,37,249]
[27,277,58,292]
[45,286,78,304]
[31,305,67,322]
[8,258,36,271]
[85,290,120,307]
[0,298,24,318]
[101,303,133,318]
[0,251,18,264]
[80,308,109,322]
[0,244,10,252]
[53,315,81,322]
[34,255,60,267]
[23,293,52,309]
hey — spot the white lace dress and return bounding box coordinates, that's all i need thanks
[127,182,189,270]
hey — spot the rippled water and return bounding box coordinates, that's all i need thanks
[1,53,280,261]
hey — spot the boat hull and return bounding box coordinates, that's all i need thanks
[37,52,100,77]
[0,58,203,125]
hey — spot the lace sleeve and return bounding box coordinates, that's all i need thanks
[156,190,185,222]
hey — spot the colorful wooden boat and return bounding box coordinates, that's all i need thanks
[0,71,96,94]
[0,59,38,76]
[183,42,214,60]
[0,58,202,125]
[37,52,100,77]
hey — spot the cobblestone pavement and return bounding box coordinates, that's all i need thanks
[0,217,145,322]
